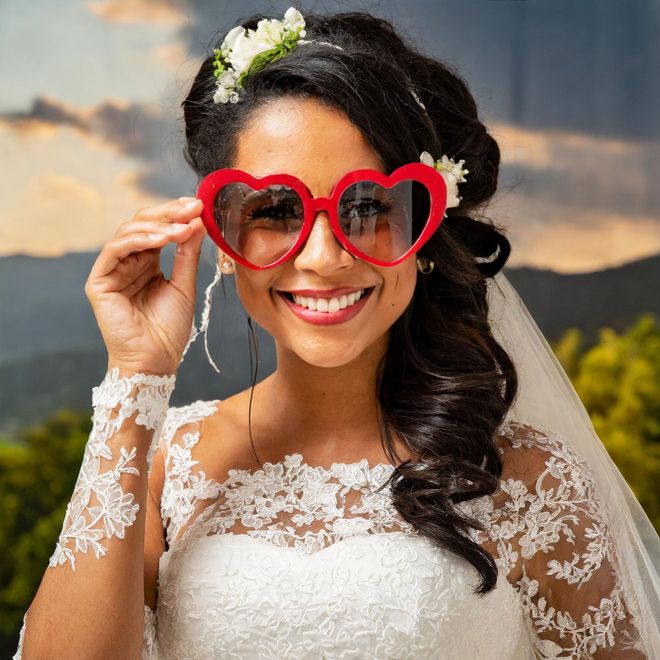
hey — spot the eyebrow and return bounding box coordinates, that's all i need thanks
[242,186,294,204]
[236,172,388,202]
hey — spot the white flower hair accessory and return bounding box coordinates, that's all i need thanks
[212,7,307,104]
[419,151,469,210]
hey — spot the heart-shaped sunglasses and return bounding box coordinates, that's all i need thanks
[196,162,448,270]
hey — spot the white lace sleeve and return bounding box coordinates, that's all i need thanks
[49,367,176,569]
[474,421,648,659]
[12,367,175,659]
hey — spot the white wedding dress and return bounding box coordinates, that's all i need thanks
[13,366,650,659]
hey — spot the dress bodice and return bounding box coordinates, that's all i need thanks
[150,429,529,659]
[154,531,529,659]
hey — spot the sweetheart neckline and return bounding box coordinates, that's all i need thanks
[157,530,422,576]
[162,528,413,558]
[156,530,518,600]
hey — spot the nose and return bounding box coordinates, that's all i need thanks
[293,211,354,274]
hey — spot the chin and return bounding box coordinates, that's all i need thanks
[298,348,363,369]
[286,338,369,369]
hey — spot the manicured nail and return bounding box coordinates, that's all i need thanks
[148,233,166,241]
[178,196,196,203]
[168,223,189,232]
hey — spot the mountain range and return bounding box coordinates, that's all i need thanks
[1,249,658,436]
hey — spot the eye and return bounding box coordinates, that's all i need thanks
[340,198,393,220]
[249,202,299,220]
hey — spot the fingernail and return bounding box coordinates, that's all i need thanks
[178,196,196,203]
[168,223,189,232]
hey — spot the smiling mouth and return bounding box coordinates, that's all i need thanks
[280,287,375,313]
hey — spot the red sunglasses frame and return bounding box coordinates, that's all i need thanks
[196,162,448,270]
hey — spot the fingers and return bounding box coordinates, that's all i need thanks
[169,217,207,298]
[87,231,171,282]
[119,219,194,241]
[116,198,203,236]
[87,197,207,290]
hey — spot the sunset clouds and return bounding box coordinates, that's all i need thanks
[1,0,658,273]
[488,123,660,270]
[0,116,177,255]
[86,0,187,25]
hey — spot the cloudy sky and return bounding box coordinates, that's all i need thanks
[1,0,658,273]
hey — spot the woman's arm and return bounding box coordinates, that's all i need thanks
[15,366,175,660]
[484,422,650,659]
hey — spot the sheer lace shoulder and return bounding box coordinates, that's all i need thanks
[141,398,221,659]
[465,419,648,658]
[158,400,416,556]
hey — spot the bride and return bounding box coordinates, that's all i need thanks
[14,7,659,659]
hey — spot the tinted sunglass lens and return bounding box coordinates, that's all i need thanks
[213,183,305,267]
[337,179,431,262]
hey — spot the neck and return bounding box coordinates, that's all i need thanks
[255,334,389,461]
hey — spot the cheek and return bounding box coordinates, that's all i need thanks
[384,263,417,316]
[233,272,275,323]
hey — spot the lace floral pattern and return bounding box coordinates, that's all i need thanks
[49,367,176,570]
[13,381,647,659]
[142,408,646,659]
[161,446,417,554]
[461,421,647,658]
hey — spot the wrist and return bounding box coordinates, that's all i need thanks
[106,361,178,379]
[95,367,177,430]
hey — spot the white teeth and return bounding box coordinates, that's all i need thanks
[291,289,367,312]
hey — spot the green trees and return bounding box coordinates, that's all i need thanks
[0,410,91,656]
[552,313,660,532]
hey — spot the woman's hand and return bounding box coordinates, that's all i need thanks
[84,197,208,376]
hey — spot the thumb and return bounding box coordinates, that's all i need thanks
[170,216,206,299]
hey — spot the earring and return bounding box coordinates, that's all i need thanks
[416,256,435,274]
[220,256,235,273]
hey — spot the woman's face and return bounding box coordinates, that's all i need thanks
[224,96,418,368]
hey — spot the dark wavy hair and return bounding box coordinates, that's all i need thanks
[182,10,518,595]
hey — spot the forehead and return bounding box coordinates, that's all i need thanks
[232,97,386,197]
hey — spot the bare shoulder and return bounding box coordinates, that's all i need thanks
[190,386,264,475]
